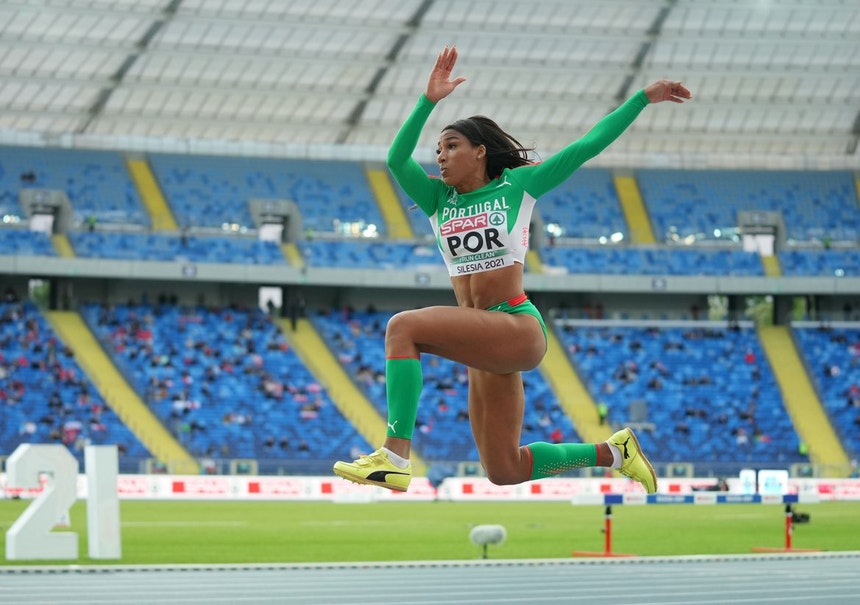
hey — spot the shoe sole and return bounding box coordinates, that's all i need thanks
[623,428,658,494]
[333,466,410,493]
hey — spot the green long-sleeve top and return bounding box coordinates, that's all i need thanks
[386,90,650,277]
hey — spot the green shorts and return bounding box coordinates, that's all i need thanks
[486,293,548,345]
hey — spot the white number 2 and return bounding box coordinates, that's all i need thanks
[5,444,79,560]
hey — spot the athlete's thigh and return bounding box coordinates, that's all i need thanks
[468,368,525,461]
[387,306,544,373]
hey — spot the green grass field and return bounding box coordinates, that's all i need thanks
[2,500,859,566]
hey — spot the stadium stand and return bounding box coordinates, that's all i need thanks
[0,146,148,227]
[298,239,444,270]
[537,168,627,240]
[792,326,860,460]
[539,246,763,276]
[636,169,860,244]
[0,229,56,257]
[78,302,371,473]
[554,321,807,473]
[68,231,286,265]
[779,249,860,277]
[2,147,858,478]
[0,301,149,472]
[147,154,385,235]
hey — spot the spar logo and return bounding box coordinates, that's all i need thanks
[440,212,504,256]
[440,213,487,235]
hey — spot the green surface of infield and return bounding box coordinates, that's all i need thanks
[2,500,859,565]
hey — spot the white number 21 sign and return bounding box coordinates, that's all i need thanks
[5,444,122,560]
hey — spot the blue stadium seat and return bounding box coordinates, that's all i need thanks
[792,326,860,459]
[147,154,385,234]
[779,249,860,277]
[538,168,626,239]
[540,246,763,276]
[0,301,149,472]
[79,302,371,466]
[0,146,148,226]
[555,322,806,468]
[636,169,859,244]
[0,229,57,257]
[298,240,445,270]
[69,232,286,265]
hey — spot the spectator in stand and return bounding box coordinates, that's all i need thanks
[597,401,609,425]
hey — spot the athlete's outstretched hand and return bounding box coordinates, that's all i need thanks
[643,80,693,104]
[425,46,467,104]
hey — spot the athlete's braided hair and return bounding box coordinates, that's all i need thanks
[442,116,534,180]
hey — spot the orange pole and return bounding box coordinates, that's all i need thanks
[604,505,613,554]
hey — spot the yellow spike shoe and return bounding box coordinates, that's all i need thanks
[608,427,658,494]
[333,448,412,492]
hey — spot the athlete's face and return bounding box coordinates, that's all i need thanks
[436,129,486,192]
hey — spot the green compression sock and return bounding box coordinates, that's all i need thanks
[526,441,599,480]
[385,357,423,440]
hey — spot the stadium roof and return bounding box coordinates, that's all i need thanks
[1,0,858,169]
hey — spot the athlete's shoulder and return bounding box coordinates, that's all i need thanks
[504,162,546,191]
[498,166,531,183]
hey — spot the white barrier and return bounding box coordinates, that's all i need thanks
[3,473,859,502]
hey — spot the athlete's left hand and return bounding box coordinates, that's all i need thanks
[644,80,692,104]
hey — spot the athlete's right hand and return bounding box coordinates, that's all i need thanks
[425,45,467,104]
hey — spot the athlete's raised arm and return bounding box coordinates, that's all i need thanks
[424,45,467,104]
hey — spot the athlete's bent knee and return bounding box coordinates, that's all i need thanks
[386,309,411,332]
[385,310,418,347]
[484,463,527,486]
